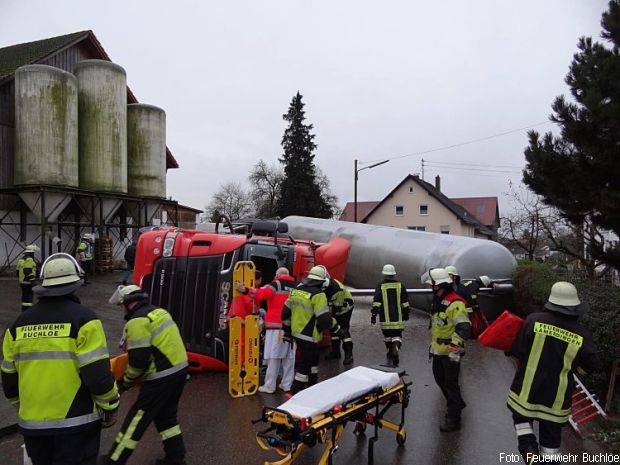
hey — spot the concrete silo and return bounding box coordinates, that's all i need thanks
[74,59,127,193]
[14,65,78,187]
[127,103,166,198]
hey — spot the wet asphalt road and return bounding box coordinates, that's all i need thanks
[0,274,589,465]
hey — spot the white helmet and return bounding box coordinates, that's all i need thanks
[24,244,39,253]
[545,281,585,316]
[40,253,83,287]
[479,275,491,287]
[307,265,328,281]
[425,268,452,285]
[382,264,396,276]
[445,265,459,277]
[109,284,143,305]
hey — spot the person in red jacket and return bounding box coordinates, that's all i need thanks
[236,267,297,394]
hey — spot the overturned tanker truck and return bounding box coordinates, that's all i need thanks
[132,217,351,371]
[282,216,517,315]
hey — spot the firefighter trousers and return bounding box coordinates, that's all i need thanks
[291,339,320,394]
[432,355,466,419]
[512,412,562,462]
[20,283,34,311]
[24,424,101,465]
[330,312,353,355]
[108,373,186,464]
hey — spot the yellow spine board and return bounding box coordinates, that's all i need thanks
[244,314,260,395]
[229,261,256,398]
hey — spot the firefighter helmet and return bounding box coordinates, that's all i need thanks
[545,281,585,315]
[425,268,452,285]
[24,244,39,254]
[109,285,147,306]
[445,265,459,276]
[307,265,328,281]
[382,264,396,276]
[40,254,82,287]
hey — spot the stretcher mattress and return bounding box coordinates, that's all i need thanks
[278,366,401,418]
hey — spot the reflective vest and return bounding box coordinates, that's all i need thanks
[325,279,354,316]
[1,294,119,434]
[250,275,297,329]
[430,291,470,355]
[507,311,599,424]
[372,279,411,330]
[77,241,93,261]
[17,256,37,284]
[123,303,188,386]
[282,284,333,343]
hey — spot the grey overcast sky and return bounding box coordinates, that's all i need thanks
[1,0,610,215]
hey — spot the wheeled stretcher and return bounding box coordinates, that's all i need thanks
[255,366,411,465]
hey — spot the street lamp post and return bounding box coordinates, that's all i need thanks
[354,159,389,222]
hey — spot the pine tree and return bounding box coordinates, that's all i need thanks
[523,0,620,270]
[277,92,333,218]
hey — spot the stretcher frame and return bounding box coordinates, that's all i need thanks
[255,370,411,465]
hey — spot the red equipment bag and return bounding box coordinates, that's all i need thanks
[478,310,524,352]
[470,308,489,338]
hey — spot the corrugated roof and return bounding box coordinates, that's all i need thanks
[339,201,380,222]
[451,197,499,227]
[0,30,179,169]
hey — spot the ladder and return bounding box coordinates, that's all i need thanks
[569,374,607,436]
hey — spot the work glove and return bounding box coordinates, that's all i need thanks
[101,409,118,428]
[235,282,247,294]
[447,343,465,363]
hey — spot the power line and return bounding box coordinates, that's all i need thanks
[424,163,522,174]
[361,120,551,165]
[427,160,523,169]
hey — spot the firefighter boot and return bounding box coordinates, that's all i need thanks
[439,415,461,432]
[390,340,401,367]
[325,339,341,360]
[342,340,354,366]
[385,340,393,365]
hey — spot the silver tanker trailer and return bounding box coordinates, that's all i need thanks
[283,216,517,317]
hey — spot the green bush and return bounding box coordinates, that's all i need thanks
[512,260,620,409]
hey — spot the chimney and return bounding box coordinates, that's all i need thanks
[435,175,441,191]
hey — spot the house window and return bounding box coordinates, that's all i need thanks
[419,204,429,215]
[408,226,426,231]
[408,186,414,193]
[440,225,450,235]
[395,206,404,216]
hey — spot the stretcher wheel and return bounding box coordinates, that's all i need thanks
[396,429,406,446]
[354,422,367,434]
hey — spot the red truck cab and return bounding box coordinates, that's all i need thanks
[133,220,350,367]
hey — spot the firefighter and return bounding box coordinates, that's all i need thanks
[16,244,40,311]
[507,282,599,464]
[281,265,344,394]
[122,238,137,285]
[236,267,297,394]
[323,270,355,365]
[77,233,94,284]
[107,285,188,465]
[1,253,119,465]
[426,267,471,432]
[462,275,492,338]
[445,265,472,312]
[371,264,411,367]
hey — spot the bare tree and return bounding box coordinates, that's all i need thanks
[248,160,284,218]
[205,182,253,221]
[500,183,547,261]
[315,166,340,219]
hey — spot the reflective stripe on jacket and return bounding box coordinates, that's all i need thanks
[1,294,118,434]
[430,292,470,355]
[372,278,410,330]
[123,303,188,386]
[507,310,600,423]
